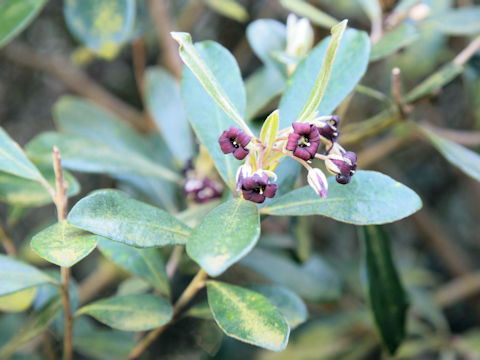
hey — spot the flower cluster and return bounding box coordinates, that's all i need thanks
[217,112,357,204]
[183,159,223,204]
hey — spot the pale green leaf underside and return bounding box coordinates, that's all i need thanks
[262,170,422,225]
[76,293,173,331]
[207,281,290,351]
[31,220,98,268]
[187,198,260,277]
[68,189,191,247]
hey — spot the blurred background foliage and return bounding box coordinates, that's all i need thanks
[0,0,480,359]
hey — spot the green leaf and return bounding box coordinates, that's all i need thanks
[240,249,342,302]
[260,110,280,153]
[76,294,173,331]
[31,221,98,268]
[428,7,480,35]
[370,22,419,61]
[361,225,408,354]
[279,28,370,128]
[422,127,480,182]
[280,0,339,29]
[0,167,80,207]
[63,0,136,59]
[144,67,193,163]
[246,19,286,71]
[0,287,37,313]
[248,285,308,329]
[202,0,248,23]
[25,131,180,183]
[172,32,251,135]
[0,127,43,181]
[98,237,170,295]
[0,0,47,48]
[0,254,54,296]
[0,298,61,358]
[357,0,381,23]
[207,281,290,351]
[262,170,422,225]
[68,189,191,247]
[187,198,260,277]
[180,40,246,189]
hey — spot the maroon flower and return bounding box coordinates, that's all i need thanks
[325,150,357,185]
[241,171,277,204]
[317,115,339,142]
[286,122,320,160]
[218,126,251,160]
[184,178,223,203]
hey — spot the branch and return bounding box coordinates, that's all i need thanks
[0,225,16,256]
[436,271,480,308]
[2,43,151,133]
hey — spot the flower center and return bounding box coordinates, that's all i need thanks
[253,185,265,194]
[298,136,310,148]
[231,138,240,148]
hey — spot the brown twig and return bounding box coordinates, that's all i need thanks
[356,133,414,168]
[2,43,151,133]
[391,67,412,117]
[435,271,480,308]
[52,147,73,360]
[132,37,147,98]
[127,269,208,359]
[0,225,16,256]
[148,0,183,79]
[420,122,480,147]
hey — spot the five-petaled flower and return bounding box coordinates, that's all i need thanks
[241,170,277,204]
[317,115,339,142]
[286,122,320,161]
[325,147,357,184]
[218,126,251,160]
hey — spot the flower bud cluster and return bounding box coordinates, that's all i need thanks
[183,160,223,204]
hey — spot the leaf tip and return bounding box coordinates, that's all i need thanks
[171,31,191,45]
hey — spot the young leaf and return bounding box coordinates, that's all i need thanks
[0,167,79,207]
[0,254,54,296]
[361,225,408,355]
[31,221,98,268]
[428,7,480,35]
[0,297,62,359]
[207,281,290,351]
[172,32,252,136]
[68,189,191,247]
[180,40,246,188]
[240,249,342,302]
[260,110,280,153]
[144,67,193,163]
[422,127,480,182]
[0,0,47,48]
[0,287,37,313]
[98,238,170,295]
[75,294,173,331]
[370,22,419,61]
[186,198,260,277]
[246,19,286,71]
[0,127,43,181]
[295,20,347,124]
[279,28,370,128]
[248,284,308,329]
[262,170,422,225]
[280,0,338,29]
[63,0,136,59]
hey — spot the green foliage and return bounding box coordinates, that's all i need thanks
[207,281,290,351]
[187,198,260,277]
[370,22,419,61]
[361,226,408,354]
[0,287,37,313]
[262,171,422,224]
[68,189,191,247]
[428,7,480,35]
[280,0,338,29]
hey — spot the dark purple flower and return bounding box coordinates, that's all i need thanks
[218,126,251,160]
[241,171,277,204]
[317,115,339,142]
[184,178,223,203]
[325,150,357,185]
[286,122,320,161]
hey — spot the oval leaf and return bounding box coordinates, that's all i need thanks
[279,28,370,128]
[262,170,422,224]
[0,287,37,313]
[248,284,308,329]
[31,221,98,268]
[180,40,246,189]
[76,294,173,331]
[0,0,47,48]
[246,19,286,70]
[98,237,170,295]
[186,198,260,277]
[68,189,191,247]
[280,0,338,29]
[370,22,419,61]
[63,0,136,59]
[428,7,480,35]
[0,254,54,296]
[207,281,290,351]
[361,225,408,355]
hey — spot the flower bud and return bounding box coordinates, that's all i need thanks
[307,168,328,198]
[324,150,357,185]
[316,115,340,142]
[236,163,252,190]
[286,14,314,59]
